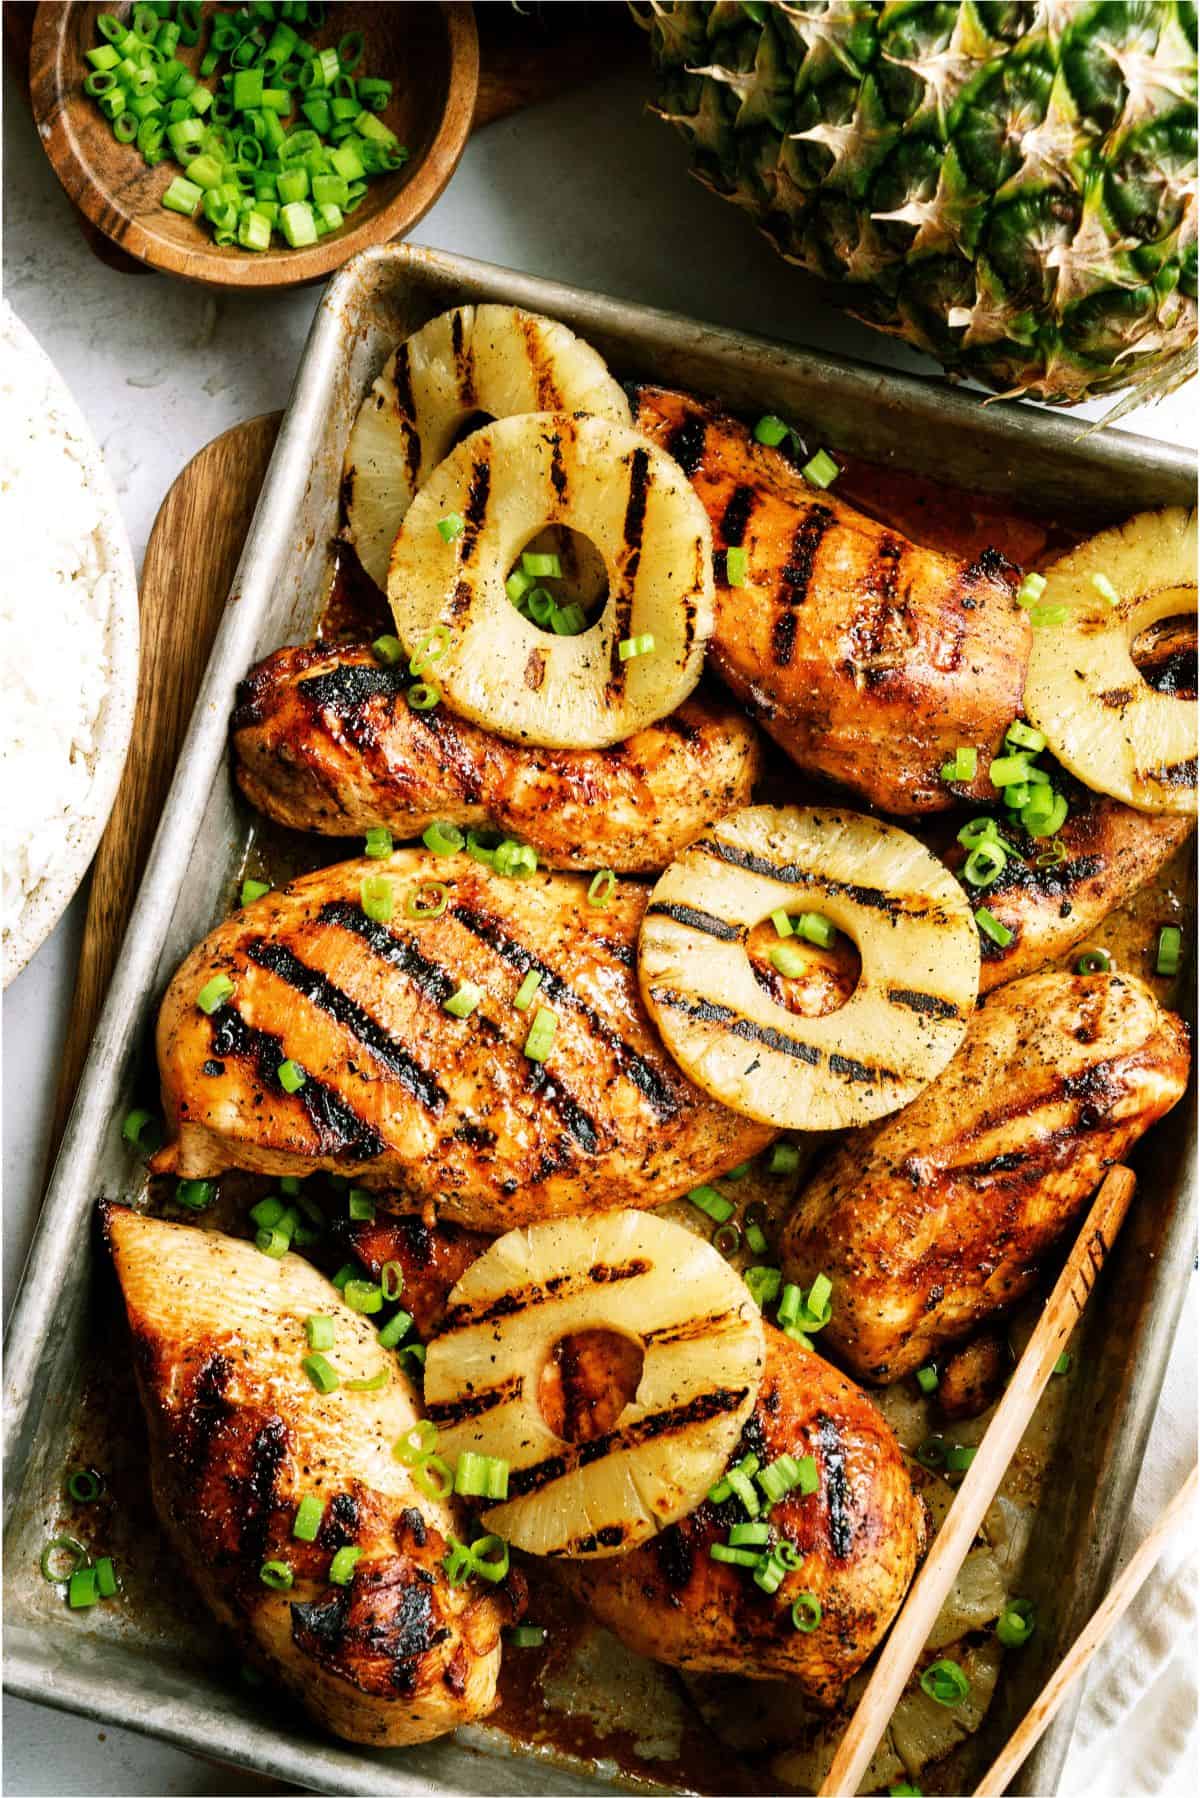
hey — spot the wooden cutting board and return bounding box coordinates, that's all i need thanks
[49,413,283,1158]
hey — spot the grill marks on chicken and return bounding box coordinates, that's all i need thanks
[634,386,1030,814]
[232,641,760,872]
[102,1205,509,1746]
[153,853,773,1230]
[943,789,1194,990]
[780,972,1190,1383]
[567,1326,926,1705]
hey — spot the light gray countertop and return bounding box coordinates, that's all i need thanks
[3,38,1196,1798]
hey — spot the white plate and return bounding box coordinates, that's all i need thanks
[0,307,139,986]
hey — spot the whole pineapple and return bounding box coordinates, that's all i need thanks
[638,1,1197,409]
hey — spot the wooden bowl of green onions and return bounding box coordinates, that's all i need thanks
[30,2,479,289]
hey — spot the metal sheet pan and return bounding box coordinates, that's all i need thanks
[4,244,1195,1797]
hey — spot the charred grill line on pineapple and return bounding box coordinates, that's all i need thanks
[639,1,1198,412]
[640,805,979,1131]
[424,1211,765,1558]
[343,304,631,588]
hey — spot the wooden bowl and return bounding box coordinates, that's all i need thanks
[30,2,479,290]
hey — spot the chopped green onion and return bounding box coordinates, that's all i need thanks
[121,1108,162,1154]
[437,512,466,542]
[792,1592,822,1632]
[916,1436,947,1468]
[405,880,448,920]
[709,1543,762,1568]
[768,1142,799,1176]
[770,908,793,938]
[1091,572,1120,606]
[726,1463,760,1518]
[423,820,464,857]
[508,1624,546,1647]
[302,1353,339,1394]
[745,1221,769,1257]
[755,1454,801,1507]
[1006,720,1046,754]
[393,1420,438,1465]
[407,680,441,712]
[726,546,748,587]
[688,1184,734,1225]
[241,877,271,905]
[372,634,403,665]
[1156,925,1183,977]
[521,551,562,580]
[444,981,480,1020]
[378,1308,413,1349]
[996,1598,1036,1647]
[941,746,979,784]
[989,754,1032,788]
[328,1545,362,1585]
[945,1444,977,1472]
[380,1260,404,1302]
[293,1495,324,1541]
[754,414,790,447]
[915,1364,939,1394]
[259,1560,294,1591]
[728,1520,771,1547]
[975,907,1014,948]
[345,1369,389,1392]
[41,1537,89,1582]
[1030,603,1070,628]
[161,174,203,216]
[618,633,655,662]
[1024,791,1068,838]
[770,942,809,979]
[361,874,395,923]
[196,972,235,1014]
[256,1226,290,1259]
[1016,572,1047,608]
[753,1550,787,1593]
[514,969,542,1011]
[95,1556,118,1598]
[792,912,836,948]
[802,448,839,488]
[343,1279,382,1315]
[250,1197,286,1230]
[708,1452,758,1506]
[587,869,616,909]
[964,840,1007,888]
[493,838,538,879]
[523,1007,557,1063]
[1054,1351,1072,1375]
[713,1221,742,1258]
[1076,948,1112,975]
[280,199,317,246]
[744,1264,782,1307]
[364,825,393,859]
[920,1658,971,1706]
[348,1189,376,1222]
[399,1343,427,1373]
[409,626,450,677]
[68,1567,100,1609]
[66,1467,103,1504]
[454,1451,510,1501]
[175,1178,215,1211]
[278,1059,306,1094]
[305,1315,335,1351]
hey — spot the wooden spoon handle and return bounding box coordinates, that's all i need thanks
[974,1463,1198,1796]
[819,1164,1139,1798]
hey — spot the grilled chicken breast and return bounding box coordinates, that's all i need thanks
[232,643,761,873]
[945,790,1194,991]
[567,1324,926,1705]
[153,853,773,1230]
[102,1204,509,1746]
[634,387,1030,814]
[780,972,1190,1383]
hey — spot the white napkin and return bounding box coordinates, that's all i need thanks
[1059,1277,1198,1797]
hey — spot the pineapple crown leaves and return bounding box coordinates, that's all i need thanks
[788,72,900,197]
[869,140,984,260]
[774,0,875,87]
[1044,168,1147,314]
[1097,3,1199,142]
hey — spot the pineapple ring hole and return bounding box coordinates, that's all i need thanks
[507,525,610,631]
[1131,607,1197,700]
[746,918,862,1020]
[536,1327,645,1445]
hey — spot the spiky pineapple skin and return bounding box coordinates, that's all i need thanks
[640,0,1197,407]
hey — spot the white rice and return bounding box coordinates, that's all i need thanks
[0,309,117,944]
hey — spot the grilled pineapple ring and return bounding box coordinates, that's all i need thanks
[639,806,979,1131]
[344,305,630,588]
[1023,508,1197,815]
[424,1210,764,1558]
[389,413,714,748]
